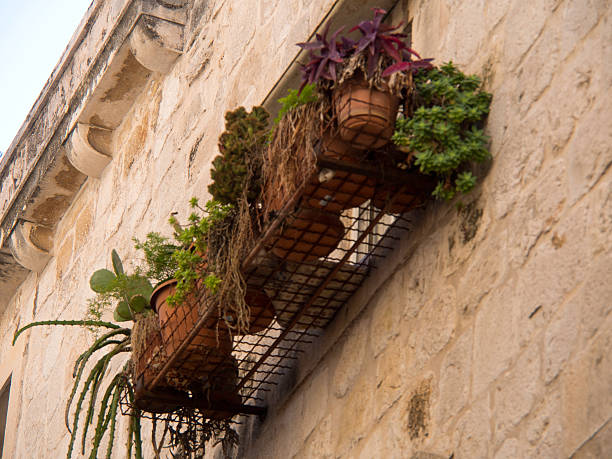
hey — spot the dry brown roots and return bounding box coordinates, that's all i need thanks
[263,98,332,217]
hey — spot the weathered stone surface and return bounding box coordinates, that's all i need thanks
[494,344,542,444]
[369,272,402,357]
[454,393,491,458]
[473,283,518,396]
[331,314,369,399]
[0,1,610,458]
[408,285,457,370]
[436,329,472,425]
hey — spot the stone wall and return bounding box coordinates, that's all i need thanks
[0,0,609,458]
[239,0,612,457]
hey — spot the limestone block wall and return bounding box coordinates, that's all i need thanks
[0,0,609,458]
[239,0,612,458]
[0,0,338,457]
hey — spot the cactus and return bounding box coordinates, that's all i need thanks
[208,106,270,206]
[89,250,154,322]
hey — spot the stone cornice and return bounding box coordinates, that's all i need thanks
[0,0,187,303]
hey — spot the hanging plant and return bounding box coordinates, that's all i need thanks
[392,62,492,200]
[208,106,270,207]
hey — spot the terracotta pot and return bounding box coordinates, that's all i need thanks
[199,356,242,421]
[224,288,275,334]
[268,208,345,262]
[305,133,376,213]
[372,187,425,215]
[131,317,164,387]
[151,279,232,380]
[133,378,187,414]
[334,77,400,150]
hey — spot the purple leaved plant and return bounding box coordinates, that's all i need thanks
[297,8,433,92]
[297,25,352,93]
[350,8,431,78]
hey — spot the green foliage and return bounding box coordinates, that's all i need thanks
[393,62,492,200]
[12,321,139,459]
[208,106,270,206]
[133,232,180,284]
[274,83,318,125]
[167,198,232,306]
[88,251,154,323]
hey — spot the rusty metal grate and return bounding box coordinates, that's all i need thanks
[124,132,434,421]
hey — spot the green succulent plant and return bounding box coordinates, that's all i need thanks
[167,198,232,306]
[89,250,154,322]
[208,106,270,206]
[393,62,492,200]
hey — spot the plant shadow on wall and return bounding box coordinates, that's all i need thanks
[12,7,493,459]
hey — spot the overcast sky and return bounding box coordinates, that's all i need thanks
[0,0,92,154]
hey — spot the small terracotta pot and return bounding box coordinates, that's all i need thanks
[151,280,232,378]
[268,208,345,262]
[372,187,425,215]
[305,133,376,213]
[223,288,275,334]
[133,378,187,414]
[334,77,400,150]
[199,356,242,420]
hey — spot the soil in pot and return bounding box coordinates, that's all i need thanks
[334,77,400,150]
[267,208,345,263]
[151,279,232,383]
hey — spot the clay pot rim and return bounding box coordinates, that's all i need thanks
[150,279,178,314]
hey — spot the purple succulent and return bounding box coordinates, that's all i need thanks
[296,8,433,91]
[297,25,350,93]
[350,8,431,78]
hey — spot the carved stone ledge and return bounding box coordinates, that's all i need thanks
[129,16,184,74]
[66,123,113,178]
[9,221,53,273]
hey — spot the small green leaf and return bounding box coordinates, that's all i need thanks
[113,308,131,322]
[126,277,154,302]
[90,269,117,293]
[115,301,133,321]
[129,295,148,313]
[111,249,124,276]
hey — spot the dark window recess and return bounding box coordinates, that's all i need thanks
[0,377,11,458]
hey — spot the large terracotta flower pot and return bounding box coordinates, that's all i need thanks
[334,77,400,150]
[151,279,232,383]
[267,208,345,263]
[131,315,187,413]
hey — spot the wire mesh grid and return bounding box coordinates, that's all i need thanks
[123,121,435,423]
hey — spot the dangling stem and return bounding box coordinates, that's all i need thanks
[13,320,120,345]
[66,330,130,431]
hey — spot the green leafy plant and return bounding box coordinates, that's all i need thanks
[167,198,232,306]
[274,83,318,125]
[133,232,180,283]
[13,320,140,459]
[208,106,270,206]
[89,250,155,322]
[392,62,492,200]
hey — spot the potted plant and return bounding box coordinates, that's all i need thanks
[298,8,433,150]
[391,62,492,201]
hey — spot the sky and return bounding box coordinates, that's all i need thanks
[0,0,92,154]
